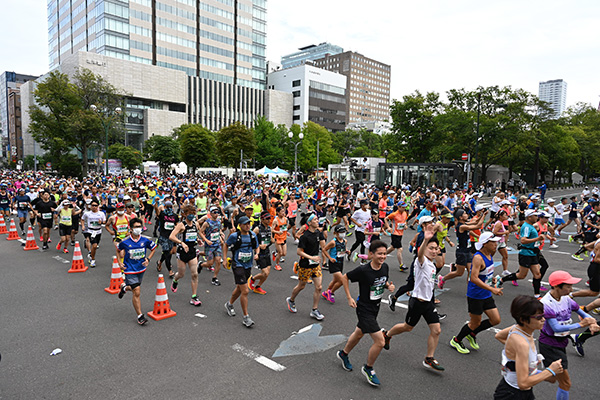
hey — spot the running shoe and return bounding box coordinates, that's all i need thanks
[584,251,589,258]
[571,333,584,357]
[501,270,511,277]
[118,283,126,299]
[514,233,520,240]
[137,314,148,325]
[280,257,285,262]
[346,231,353,237]
[568,235,574,243]
[534,294,541,300]
[253,287,267,295]
[465,334,480,350]
[70,241,75,246]
[409,225,415,231]
[383,330,391,350]
[437,313,447,320]
[337,350,353,371]
[171,280,178,293]
[87,253,92,263]
[399,264,408,272]
[211,277,221,286]
[286,297,297,313]
[555,230,561,237]
[592,308,600,315]
[248,276,256,291]
[349,223,355,229]
[571,254,584,261]
[242,315,255,328]
[56,243,61,251]
[294,239,299,245]
[361,365,381,386]
[90,259,96,268]
[550,244,559,249]
[226,257,232,270]
[274,264,282,271]
[63,248,69,254]
[310,309,325,320]
[585,280,589,287]
[225,302,236,317]
[450,336,471,354]
[437,275,445,289]
[351,252,359,263]
[190,295,202,306]
[512,280,519,286]
[358,254,368,260]
[388,294,396,312]
[540,285,548,291]
[423,357,445,371]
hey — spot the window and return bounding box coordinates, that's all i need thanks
[293,115,300,121]
[293,105,300,110]
[292,80,301,87]
[292,91,300,98]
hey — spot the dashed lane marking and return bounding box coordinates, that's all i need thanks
[231,343,286,372]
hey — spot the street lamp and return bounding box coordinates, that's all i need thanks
[90,104,121,175]
[288,132,304,182]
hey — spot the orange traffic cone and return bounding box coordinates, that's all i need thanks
[6,219,19,241]
[23,226,39,250]
[0,215,7,234]
[68,241,88,273]
[105,256,124,294]
[147,274,177,321]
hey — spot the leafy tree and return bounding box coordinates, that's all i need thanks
[331,130,361,158]
[297,121,340,174]
[144,135,181,172]
[177,124,217,172]
[107,143,143,171]
[351,129,383,157]
[28,68,125,176]
[216,121,256,168]
[561,104,600,180]
[253,116,288,168]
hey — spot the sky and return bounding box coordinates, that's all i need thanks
[2,0,599,108]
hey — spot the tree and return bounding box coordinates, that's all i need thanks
[331,130,361,158]
[297,121,340,174]
[144,135,181,172]
[28,68,125,176]
[177,124,217,172]
[107,143,143,171]
[216,121,256,168]
[253,116,288,168]
[561,103,600,180]
[351,129,383,157]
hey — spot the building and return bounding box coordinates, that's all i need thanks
[48,0,267,90]
[346,120,391,135]
[267,63,347,132]
[280,42,343,69]
[313,51,390,126]
[0,72,38,161]
[538,79,567,118]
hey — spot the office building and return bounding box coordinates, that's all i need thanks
[313,51,390,125]
[0,72,38,161]
[281,42,343,69]
[538,79,567,118]
[267,63,347,132]
[48,0,267,90]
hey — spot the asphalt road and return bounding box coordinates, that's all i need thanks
[1,188,598,400]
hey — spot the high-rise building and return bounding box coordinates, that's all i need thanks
[538,79,567,118]
[48,0,267,90]
[280,42,343,69]
[313,51,390,126]
[267,63,347,132]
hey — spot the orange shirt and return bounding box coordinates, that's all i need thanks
[273,216,288,243]
[388,210,407,236]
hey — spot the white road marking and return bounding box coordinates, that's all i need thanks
[380,298,409,309]
[52,255,71,264]
[231,343,286,372]
[548,250,571,255]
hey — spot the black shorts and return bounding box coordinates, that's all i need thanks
[493,378,535,400]
[124,271,144,290]
[233,266,251,285]
[539,341,568,370]
[508,220,515,226]
[518,254,539,268]
[71,216,80,231]
[391,234,403,249]
[469,243,477,254]
[489,211,497,220]
[356,304,380,334]
[328,260,343,274]
[584,232,597,244]
[39,219,53,229]
[223,219,232,230]
[335,209,347,218]
[176,246,197,263]
[84,232,102,245]
[58,224,73,236]
[587,262,600,293]
[288,217,296,227]
[455,251,473,266]
[467,296,496,315]
[405,297,439,327]
[438,247,446,254]
[256,253,272,269]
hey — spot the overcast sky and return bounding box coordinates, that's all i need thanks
[2,0,598,108]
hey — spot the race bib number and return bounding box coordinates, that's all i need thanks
[117,224,128,234]
[42,213,52,220]
[319,217,327,225]
[373,227,381,233]
[89,220,101,229]
[129,248,145,260]
[19,202,27,208]
[369,285,384,301]
[308,258,319,265]
[185,232,197,242]
[210,232,220,242]
[239,251,252,263]
[397,223,406,230]
[61,215,71,223]
[164,222,174,231]
[292,209,297,216]
[281,225,288,232]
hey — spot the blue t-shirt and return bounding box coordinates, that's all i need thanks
[467,251,494,300]
[226,231,258,269]
[118,236,157,274]
[416,209,432,232]
[519,222,538,256]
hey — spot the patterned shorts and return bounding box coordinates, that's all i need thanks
[205,246,223,261]
[297,265,322,282]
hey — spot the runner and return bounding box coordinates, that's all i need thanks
[349,200,371,262]
[450,232,503,354]
[198,205,224,286]
[570,200,600,261]
[385,201,409,271]
[105,202,130,257]
[55,199,81,253]
[247,211,274,295]
[336,240,395,386]
[33,190,57,250]
[0,184,11,218]
[491,210,511,275]
[117,217,157,325]
[321,225,350,304]
[12,188,31,235]
[272,206,288,271]
[433,212,455,275]
[156,200,178,278]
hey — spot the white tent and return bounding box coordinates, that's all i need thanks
[255,166,275,176]
[272,166,289,176]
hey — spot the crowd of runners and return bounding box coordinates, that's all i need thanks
[1,170,599,396]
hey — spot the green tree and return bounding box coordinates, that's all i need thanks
[253,116,287,168]
[351,129,383,157]
[107,143,143,171]
[28,68,125,176]
[177,124,217,172]
[331,130,361,158]
[216,121,256,168]
[561,103,600,180]
[144,135,181,172]
[297,121,340,174]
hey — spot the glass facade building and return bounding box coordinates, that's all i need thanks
[376,163,460,189]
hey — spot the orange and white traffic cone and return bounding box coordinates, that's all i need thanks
[0,215,7,234]
[6,219,19,241]
[68,241,88,273]
[23,226,39,251]
[105,256,124,294]
[147,274,177,321]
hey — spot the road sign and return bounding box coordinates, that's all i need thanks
[462,153,468,160]
[45,162,52,170]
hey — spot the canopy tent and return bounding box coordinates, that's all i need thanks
[255,166,276,176]
[272,166,289,176]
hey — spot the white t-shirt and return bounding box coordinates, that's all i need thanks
[555,203,565,219]
[411,256,436,302]
[351,209,371,233]
[82,211,106,233]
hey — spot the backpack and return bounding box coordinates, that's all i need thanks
[231,230,257,251]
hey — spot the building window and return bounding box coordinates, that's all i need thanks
[293,115,300,121]
[292,91,301,98]
[292,80,301,87]
[293,105,300,110]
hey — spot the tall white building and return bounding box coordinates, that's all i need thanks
[538,79,567,118]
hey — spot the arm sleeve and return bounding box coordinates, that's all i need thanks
[546,318,581,333]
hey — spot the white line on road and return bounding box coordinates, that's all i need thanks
[380,298,409,309]
[548,250,571,255]
[231,343,286,372]
[52,255,70,264]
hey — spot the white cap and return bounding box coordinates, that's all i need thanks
[475,204,485,212]
[524,209,539,218]
[547,198,555,203]
[500,200,510,205]
[418,215,434,225]
[475,232,500,250]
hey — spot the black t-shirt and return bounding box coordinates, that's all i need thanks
[298,228,325,268]
[585,211,599,234]
[34,200,57,219]
[347,262,389,311]
[159,211,179,238]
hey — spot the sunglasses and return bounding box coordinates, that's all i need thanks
[531,314,545,321]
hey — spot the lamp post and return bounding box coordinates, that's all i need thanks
[288,132,304,182]
[90,104,121,175]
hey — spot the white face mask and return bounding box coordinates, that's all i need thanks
[132,228,143,236]
[117,210,125,215]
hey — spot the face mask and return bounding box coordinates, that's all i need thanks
[117,210,125,215]
[186,214,195,222]
[132,228,143,236]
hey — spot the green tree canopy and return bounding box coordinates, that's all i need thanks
[107,143,143,171]
[144,135,181,172]
[297,121,340,174]
[176,124,217,172]
[253,116,288,169]
[216,121,256,168]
